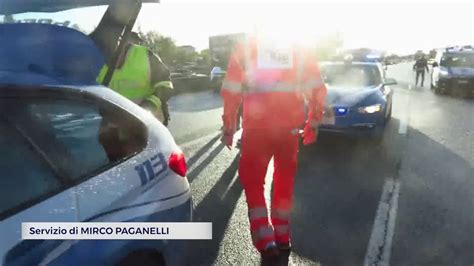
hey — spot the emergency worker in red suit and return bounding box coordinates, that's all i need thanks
[220,35,327,259]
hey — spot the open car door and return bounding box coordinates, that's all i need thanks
[0,0,158,15]
[0,0,159,87]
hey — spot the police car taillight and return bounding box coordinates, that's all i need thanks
[169,151,187,177]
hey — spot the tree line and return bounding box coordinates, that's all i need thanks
[138,30,210,70]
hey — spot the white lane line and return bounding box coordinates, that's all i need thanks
[220,173,239,200]
[398,119,408,135]
[364,178,401,266]
[398,89,411,135]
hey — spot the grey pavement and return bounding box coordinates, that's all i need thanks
[168,62,473,266]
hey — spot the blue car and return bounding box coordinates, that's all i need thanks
[0,1,192,265]
[318,62,397,139]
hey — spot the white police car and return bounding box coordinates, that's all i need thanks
[0,1,191,265]
[431,46,474,96]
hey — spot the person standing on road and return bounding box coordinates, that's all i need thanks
[220,35,327,261]
[413,55,430,87]
[91,6,173,126]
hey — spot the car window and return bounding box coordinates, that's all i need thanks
[0,96,147,184]
[322,65,382,87]
[440,53,474,68]
[0,118,62,219]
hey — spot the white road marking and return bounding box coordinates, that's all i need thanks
[364,178,401,266]
[398,119,408,135]
[220,172,239,200]
[398,85,412,135]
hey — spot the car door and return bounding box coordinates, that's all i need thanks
[70,96,153,223]
[1,88,166,265]
[1,90,151,223]
[0,99,78,266]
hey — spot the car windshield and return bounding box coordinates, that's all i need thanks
[0,1,473,265]
[440,53,474,68]
[322,64,382,87]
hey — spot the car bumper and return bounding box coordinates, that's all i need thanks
[319,112,385,138]
[320,123,383,138]
[438,78,474,92]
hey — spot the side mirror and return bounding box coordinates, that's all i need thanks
[384,78,397,86]
[432,62,438,67]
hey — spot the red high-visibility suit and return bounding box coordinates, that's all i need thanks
[221,37,327,252]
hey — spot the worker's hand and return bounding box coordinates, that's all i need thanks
[302,121,319,145]
[221,132,234,150]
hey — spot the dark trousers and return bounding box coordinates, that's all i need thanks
[416,70,425,87]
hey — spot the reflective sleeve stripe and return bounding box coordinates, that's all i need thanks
[144,95,162,110]
[249,207,268,220]
[300,79,324,91]
[296,51,305,86]
[271,209,291,220]
[251,225,274,243]
[222,80,242,92]
[244,39,251,75]
[246,82,298,93]
[274,225,290,235]
[154,80,173,89]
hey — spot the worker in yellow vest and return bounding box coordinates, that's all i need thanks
[90,5,173,126]
[95,32,173,125]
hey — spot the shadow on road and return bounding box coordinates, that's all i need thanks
[390,128,474,266]
[186,134,221,168]
[287,117,473,265]
[289,120,402,265]
[187,156,243,265]
[187,142,225,184]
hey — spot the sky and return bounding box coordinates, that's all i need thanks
[4,0,474,55]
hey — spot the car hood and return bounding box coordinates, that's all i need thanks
[0,23,104,86]
[447,67,474,77]
[325,85,382,107]
[0,0,159,14]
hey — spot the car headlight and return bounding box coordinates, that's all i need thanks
[358,104,382,114]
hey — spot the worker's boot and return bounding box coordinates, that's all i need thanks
[260,244,280,266]
[276,242,292,252]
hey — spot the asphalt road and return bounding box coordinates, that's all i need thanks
[167,62,473,266]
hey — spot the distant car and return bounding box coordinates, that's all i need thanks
[431,47,474,96]
[319,61,396,140]
[0,16,190,266]
[171,68,210,93]
[210,66,226,92]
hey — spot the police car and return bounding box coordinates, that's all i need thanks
[431,46,474,96]
[0,1,191,265]
[319,60,396,140]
